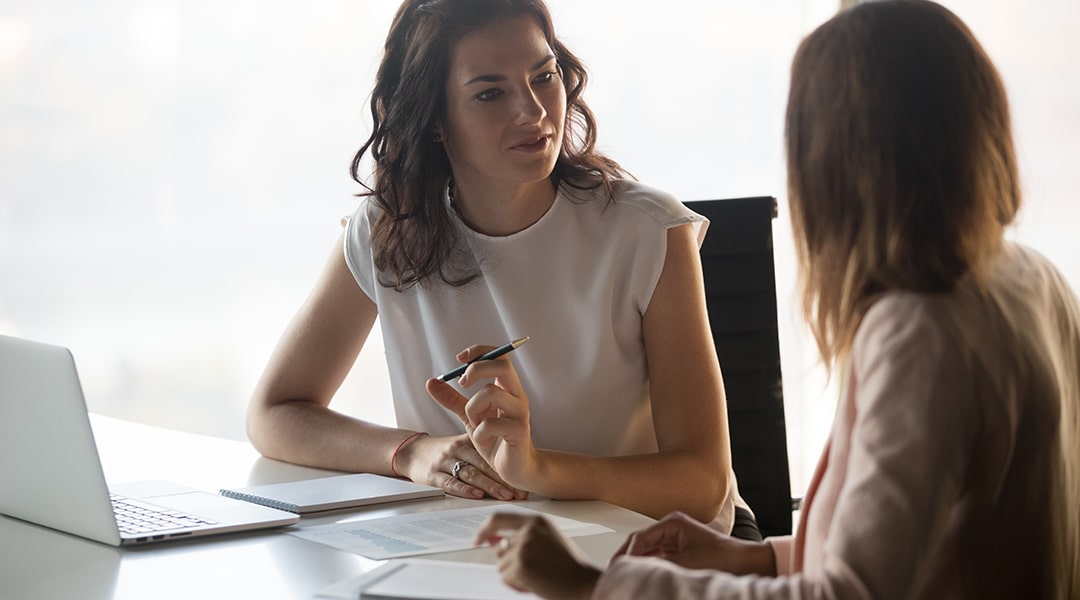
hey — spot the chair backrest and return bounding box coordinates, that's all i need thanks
[690,196,793,537]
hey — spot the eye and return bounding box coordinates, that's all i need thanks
[533,71,559,85]
[476,87,503,102]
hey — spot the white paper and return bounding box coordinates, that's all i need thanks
[292,505,611,560]
[316,571,374,600]
[323,559,540,600]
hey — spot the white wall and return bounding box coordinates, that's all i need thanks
[2,0,1076,493]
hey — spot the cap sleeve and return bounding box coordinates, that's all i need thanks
[343,199,378,301]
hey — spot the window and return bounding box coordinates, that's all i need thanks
[2,0,1076,493]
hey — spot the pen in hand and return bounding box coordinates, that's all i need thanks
[436,336,530,382]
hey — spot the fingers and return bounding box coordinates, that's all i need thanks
[454,343,495,364]
[439,438,527,501]
[620,513,687,558]
[444,460,515,501]
[473,512,554,552]
[425,378,471,428]
[474,512,532,546]
[437,470,485,499]
[624,528,664,557]
[470,412,526,451]
[611,532,633,560]
[455,439,528,499]
[480,514,602,599]
[427,358,527,428]
[428,344,534,501]
[618,511,712,560]
[460,455,530,501]
[457,356,524,397]
[430,361,529,452]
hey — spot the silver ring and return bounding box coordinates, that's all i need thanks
[498,537,511,552]
[451,460,469,479]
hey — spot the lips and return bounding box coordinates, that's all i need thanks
[511,134,550,152]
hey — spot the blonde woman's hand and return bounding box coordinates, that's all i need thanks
[612,511,777,576]
[474,512,600,600]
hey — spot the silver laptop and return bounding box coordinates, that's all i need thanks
[0,334,300,546]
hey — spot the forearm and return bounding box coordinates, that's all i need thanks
[246,399,414,475]
[526,448,729,522]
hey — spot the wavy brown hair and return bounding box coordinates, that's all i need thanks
[785,0,1020,367]
[351,0,627,291]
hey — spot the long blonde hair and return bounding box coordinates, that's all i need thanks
[785,0,1019,369]
[786,1,1077,594]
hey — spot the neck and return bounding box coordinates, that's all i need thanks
[450,177,557,236]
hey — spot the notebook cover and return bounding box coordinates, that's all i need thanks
[220,473,443,514]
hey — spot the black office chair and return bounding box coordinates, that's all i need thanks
[690,196,795,538]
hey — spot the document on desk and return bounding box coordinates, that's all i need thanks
[318,559,540,600]
[291,505,611,560]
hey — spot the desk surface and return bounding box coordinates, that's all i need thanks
[0,415,655,600]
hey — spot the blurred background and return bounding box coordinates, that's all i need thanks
[2,0,1077,494]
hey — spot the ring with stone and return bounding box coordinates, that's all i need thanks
[498,537,511,552]
[451,460,469,480]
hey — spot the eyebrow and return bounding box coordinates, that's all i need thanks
[463,55,556,86]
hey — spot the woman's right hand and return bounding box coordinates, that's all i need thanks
[424,345,542,491]
[393,432,528,501]
[612,511,776,576]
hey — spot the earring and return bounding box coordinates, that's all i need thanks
[433,132,443,142]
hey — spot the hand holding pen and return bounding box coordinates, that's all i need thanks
[426,336,539,490]
[436,336,530,382]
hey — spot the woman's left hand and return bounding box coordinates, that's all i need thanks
[426,344,541,490]
[474,512,601,600]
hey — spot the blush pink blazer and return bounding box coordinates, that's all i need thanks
[595,243,1080,599]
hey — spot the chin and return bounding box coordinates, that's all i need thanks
[508,161,559,184]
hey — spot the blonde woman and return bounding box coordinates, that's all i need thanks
[476,1,1080,597]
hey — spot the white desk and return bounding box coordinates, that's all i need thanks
[0,415,655,599]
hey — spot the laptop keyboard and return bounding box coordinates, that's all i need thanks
[110,494,217,535]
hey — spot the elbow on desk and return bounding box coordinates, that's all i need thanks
[243,399,279,460]
[638,463,729,524]
[244,396,335,466]
[678,456,732,524]
[685,468,730,524]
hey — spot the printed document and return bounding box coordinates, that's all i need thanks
[291,505,611,560]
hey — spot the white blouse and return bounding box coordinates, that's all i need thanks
[344,179,706,459]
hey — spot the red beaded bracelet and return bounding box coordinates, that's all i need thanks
[390,431,428,478]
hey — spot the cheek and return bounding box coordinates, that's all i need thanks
[446,110,499,147]
[547,90,568,132]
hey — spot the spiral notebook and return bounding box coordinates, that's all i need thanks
[219,473,444,514]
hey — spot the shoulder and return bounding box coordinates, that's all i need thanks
[346,196,383,227]
[343,197,389,248]
[1003,242,1078,302]
[342,197,385,297]
[607,179,705,229]
[854,291,968,384]
[562,179,705,234]
[858,242,1078,362]
[850,290,985,454]
[859,292,950,337]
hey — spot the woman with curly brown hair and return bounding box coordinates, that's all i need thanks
[248,0,754,536]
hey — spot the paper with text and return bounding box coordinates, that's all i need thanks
[291,505,611,560]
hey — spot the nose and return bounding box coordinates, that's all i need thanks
[514,88,546,126]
